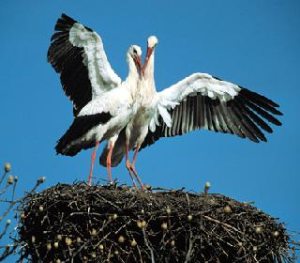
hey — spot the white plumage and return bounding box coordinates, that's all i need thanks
[49,14,282,188]
[68,22,121,95]
[105,35,282,187]
[151,73,241,131]
[48,14,142,185]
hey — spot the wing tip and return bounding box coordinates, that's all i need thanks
[239,87,281,108]
[54,13,77,32]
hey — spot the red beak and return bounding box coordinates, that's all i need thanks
[133,56,142,75]
[142,46,153,76]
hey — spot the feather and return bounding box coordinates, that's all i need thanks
[48,13,121,116]
[56,112,112,156]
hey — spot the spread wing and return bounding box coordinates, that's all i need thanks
[48,13,121,116]
[141,73,282,149]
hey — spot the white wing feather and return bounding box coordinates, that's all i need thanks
[69,23,121,97]
[152,73,241,128]
[159,73,240,104]
[78,86,132,117]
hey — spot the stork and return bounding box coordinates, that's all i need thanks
[48,14,142,185]
[102,35,282,187]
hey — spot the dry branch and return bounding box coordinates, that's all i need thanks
[16,183,296,263]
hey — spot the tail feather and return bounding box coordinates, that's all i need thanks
[99,143,125,167]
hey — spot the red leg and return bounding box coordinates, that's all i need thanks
[88,141,99,186]
[132,146,139,166]
[125,144,137,188]
[106,142,115,183]
[130,146,144,190]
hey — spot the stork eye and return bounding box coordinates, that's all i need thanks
[133,49,137,54]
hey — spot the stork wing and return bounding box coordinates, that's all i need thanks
[48,13,121,116]
[141,73,282,149]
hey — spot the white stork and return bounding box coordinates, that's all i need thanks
[48,14,142,185]
[102,35,282,187]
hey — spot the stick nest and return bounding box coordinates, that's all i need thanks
[18,183,293,262]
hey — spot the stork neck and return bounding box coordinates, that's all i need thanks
[125,55,139,83]
[145,51,155,77]
[144,50,156,88]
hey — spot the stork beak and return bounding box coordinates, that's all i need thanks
[142,46,154,76]
[133,56,142,76]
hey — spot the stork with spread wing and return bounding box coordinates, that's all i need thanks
[48,14,142,185]
[102,36,282,188]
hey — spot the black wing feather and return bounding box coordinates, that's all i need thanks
[56,112,112,156]
[48,13,94,116]
[140,79,282,150]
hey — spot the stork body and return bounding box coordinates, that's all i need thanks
[48,14,142,184]
[102,35,282,186]
[99,38,157,187]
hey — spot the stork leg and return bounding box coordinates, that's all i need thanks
[129,145,145,190]
[88,141,100,186]
[125,144,137,188]
[106,141,115,184]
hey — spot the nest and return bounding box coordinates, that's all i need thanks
[17,183,294,262]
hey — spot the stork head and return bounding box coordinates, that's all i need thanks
[148,35,158,49]
[128,45,142,75]
[142,35,159,75]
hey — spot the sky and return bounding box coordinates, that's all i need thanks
[1,0,300,261]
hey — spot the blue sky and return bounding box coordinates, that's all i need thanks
[1,0,299,260]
